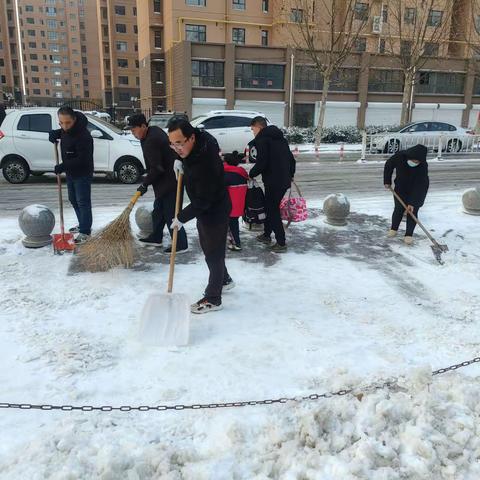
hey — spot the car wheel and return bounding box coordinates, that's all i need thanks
[116,159,141,184]
[2,157,30,184]
[446,139,462,153]
[384,139,400,154]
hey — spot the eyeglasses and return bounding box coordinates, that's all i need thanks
[170,137,191,151]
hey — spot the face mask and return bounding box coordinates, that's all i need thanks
[407,160,419,167]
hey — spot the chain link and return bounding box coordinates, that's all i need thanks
[1,356,478,413]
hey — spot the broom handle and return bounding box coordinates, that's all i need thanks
[54,142,66,240]
[168,172,183,293]
[389,187,439,246]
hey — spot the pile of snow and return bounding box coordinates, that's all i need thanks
[22,204,50,218]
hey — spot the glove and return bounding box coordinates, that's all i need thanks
[170,217,183,231]
[49,129,62,144]
[173,159,184,180]
[54,164,65,175]
[137,184,148,196]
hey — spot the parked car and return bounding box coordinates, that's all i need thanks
[0,108,145,184]
[83,110,112,123]
[190,110,268,154]
[148,111,188,129]
[371,121,473,154]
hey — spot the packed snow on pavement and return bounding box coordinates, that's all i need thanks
[0,190,479,479]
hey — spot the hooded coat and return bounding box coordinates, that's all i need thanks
[177,129,231,225]
[248,125,296,191]
[383,144,429,207]
[58,111,94,177]
[224,163,248,217]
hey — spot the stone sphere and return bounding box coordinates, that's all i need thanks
[462,187,480,216]
[135,205,154,236]
[18,204,55,248]
[323,193,350,226]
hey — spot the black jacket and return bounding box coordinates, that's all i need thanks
[177,129,231,225]
[57,112,94,177]
[248,125,296,191]
[141,126,176,198]
[0,104,6,126]
[384,145,429,207]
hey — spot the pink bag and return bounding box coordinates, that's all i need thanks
[280,182,308,227]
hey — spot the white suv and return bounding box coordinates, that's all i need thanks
[190,110,267,154]
[0,108,145,184]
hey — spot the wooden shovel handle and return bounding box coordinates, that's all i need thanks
[167,173,183,293]
[54,142,67,239]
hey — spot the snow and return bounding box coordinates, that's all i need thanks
[22,204,50,218]
[1,190,480,478]
[324,193,349,206]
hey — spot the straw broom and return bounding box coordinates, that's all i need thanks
[76,191,142,272]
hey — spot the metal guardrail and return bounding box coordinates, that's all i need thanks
[360,132,480,161]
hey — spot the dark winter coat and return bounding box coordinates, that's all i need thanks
[177,129,231,225]
[0,104,6,126]
[140,126,177,198]
[384,145,429,207]
[224,163,248,217]
[248,125,296,191]
[56,112,94,177]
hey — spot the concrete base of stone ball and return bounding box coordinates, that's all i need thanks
[323,193,351,226]
[462,187,480,216]
[18,204,55,248]
[135,204,154,237]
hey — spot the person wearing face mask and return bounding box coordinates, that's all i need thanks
[383,144,429,245]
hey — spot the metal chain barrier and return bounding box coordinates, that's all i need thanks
[1,356,479,413]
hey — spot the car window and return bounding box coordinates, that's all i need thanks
[149,117,170,128]
[407,122,428,132]
[202,116,227,129]
[86,121,111,140]
[225,116,252,128]
[85,114,123,135]
[428,122,442,131]
[17,113,52,133]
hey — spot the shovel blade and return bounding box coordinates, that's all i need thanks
[52,233,75,254]
[431,244,448,265]
[139,293,190,347]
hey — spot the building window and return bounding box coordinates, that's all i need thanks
[25,5,34,12]
[290,9,303,23]
[417,71,464,95]
[153,0,161,13]
[46,19,57,28]
[116,24,127,33]
[28,42,37,48]
[475,15,480,34]
[368,69,403,92]
[381,4,388,22]
[262,0,269,12]
[47,31,58,40]
[27,30,36,36]
[133,6,137,15]
[354,37,366,52]
[261,30,268,46]
[117,58,128,68]
[233,0,245,10]
[33,89,41,95]
[378,38,385,53]
[115,5,126,15]
[295,66,359,91]
[116,41,128,51]
[192,60,224,87]
[154,30,162,48]
[119,92,130,102]
[26,17,35,24]
[354,2,369,21]
[30,65,39,72]
[235,63,284,89]
[232,28,245,45]
[424,42,439,56]
[186,24,206,42]
[294,104,315,127]
[186,0,206,5]
[45,7,56,16]
[134,25,138,34]
[118,76,129,85]
[427,10,443,27]
[400,40,412,55]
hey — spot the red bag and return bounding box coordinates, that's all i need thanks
[280,182,308,227]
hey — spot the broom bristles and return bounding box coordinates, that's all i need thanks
[76,204,137,272]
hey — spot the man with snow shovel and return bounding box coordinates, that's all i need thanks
[167,118,234,314]
[128,114,188,254]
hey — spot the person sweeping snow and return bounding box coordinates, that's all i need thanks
[167,119,234,314]
[223,151,248,251]
[384,144,429,245]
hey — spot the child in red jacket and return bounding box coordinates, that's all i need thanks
[224,151,248,251]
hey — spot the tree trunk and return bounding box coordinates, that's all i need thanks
[315,76,331,146]
[401,71,414,126]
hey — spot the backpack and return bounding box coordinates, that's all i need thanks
[243,180,266,228]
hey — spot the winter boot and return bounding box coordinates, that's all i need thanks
[74,233,91,245]
[404,236,413,245]
[228,243,242,251]
[69,225,79,234]
[387,229,398,238]
[256,234,272,245]
[191,297,223,315]
[270,243,287,253]
[139,235,163,247]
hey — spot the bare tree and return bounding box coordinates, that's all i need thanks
[280,0,369,144]
[383,0,455,125]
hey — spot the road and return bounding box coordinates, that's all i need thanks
[1,155,479,216]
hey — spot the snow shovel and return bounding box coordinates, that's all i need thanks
[138,173,190,346]
[52,142,75,254]
[389,187,448,265]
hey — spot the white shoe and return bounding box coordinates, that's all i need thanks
[404,236,413,245]
[191,298,223,315]
[74,233,91,244]
[387,229,398,238]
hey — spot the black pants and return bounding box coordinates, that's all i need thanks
[264,186,288,246]
[197,217,230,304]
[391,197,419,236]
[151,189,188,250]
[229,217,241,246]
[66,175,92,235]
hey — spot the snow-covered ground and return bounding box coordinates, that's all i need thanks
[1,190,480,479]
